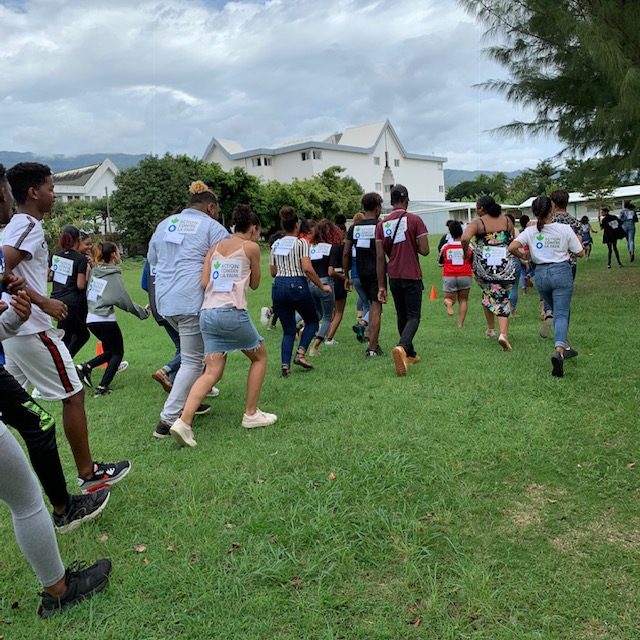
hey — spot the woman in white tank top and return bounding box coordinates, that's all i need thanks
[169,205,277,447]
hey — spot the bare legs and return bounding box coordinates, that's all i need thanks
[61,390,93,479]
[326,297,346,341]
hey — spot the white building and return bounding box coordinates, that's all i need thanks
[519,185,640,219]
[53,158,119,203]
[202,120,447,203]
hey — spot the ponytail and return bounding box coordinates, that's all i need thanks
[532,196,552,232]
[92,241,118,265]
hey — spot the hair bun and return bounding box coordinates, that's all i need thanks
[189,180,210,195]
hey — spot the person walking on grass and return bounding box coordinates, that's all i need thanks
[344,193,384,357]
[579,216,596,259]
[347,212,371,342]
[439,220,473,328]
[461,195,516,351]
[3,163,130,493]
[599,207,624,269]
[148,181,229,439]
[619,200,637,262]
[509,196,584,377]
[50,225,90,357]
[170,205,276,447]
[323,214,349,345]
[270,207,329,376]
[376,184,429,376]
[307,219,343,357]
[75,242,150,397]
[0,163,110,533]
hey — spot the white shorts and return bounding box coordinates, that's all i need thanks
[2,329,83,401]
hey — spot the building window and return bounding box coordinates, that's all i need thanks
[394,159,400,167]
[301,151,310,161]
[264,157,272,166]
[251,157,262,167]
[375,182,382,191]
[91,196,98,200]
[437,162,443,170]
[439,185,444,193]
[384,185,391,193]
[373,156,380,165]
[312,150,322,160]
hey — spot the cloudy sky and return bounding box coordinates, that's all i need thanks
[0,0,563,171]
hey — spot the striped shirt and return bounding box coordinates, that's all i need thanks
[270,237,308,277]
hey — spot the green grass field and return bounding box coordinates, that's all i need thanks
[0,240,638,639]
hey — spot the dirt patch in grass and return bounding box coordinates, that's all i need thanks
[508,484,566,528]
[577,619,610,639]
[550,518,640,554]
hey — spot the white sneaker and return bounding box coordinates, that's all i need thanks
[241,409,277,429]
[324,338,337,346]
[169,418,197,447]
[31,388,43,399]
[117,360,129,373]
[260,307,271,327]
[207,386,220,398]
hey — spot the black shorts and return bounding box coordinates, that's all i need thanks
[334,279,347,300]
[359,274,379,303]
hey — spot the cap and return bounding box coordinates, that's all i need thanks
[390,184,409,200]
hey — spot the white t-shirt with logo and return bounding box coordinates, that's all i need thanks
[2,213,53,336]
[518,223,582,265]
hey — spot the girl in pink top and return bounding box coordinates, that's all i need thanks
[170,205,277,447]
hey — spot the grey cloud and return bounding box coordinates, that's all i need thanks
[0,0,563,169]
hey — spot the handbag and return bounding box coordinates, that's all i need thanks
[472,218,518,284]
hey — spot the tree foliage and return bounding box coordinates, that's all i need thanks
[460,0,640,173]
[110,156,363,254]
[43,198,109,250]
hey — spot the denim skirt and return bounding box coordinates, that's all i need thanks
[199,307,263,353]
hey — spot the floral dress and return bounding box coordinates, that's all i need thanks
[475,228,513,318]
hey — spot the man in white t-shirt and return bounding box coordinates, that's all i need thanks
[3,163,130,493]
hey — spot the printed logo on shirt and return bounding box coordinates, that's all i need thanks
[167,216,180,233]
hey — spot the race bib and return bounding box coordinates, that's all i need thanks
[273,236,296,256]
[483,246,506,266]
[87,277,108,302]
[609,220,619,229]
[382,217,408,244]
[309,243,332,260]
[448,248,464,266]
[356,238,371,248]
[353,225,376,241]
[211,258,242,293]
[51,255,74,276]
[176,216,201,234]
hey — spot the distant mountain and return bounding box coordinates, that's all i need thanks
[445,168,522,187]
[0,151,147,173]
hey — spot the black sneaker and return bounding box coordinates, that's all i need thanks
[75,363,93,388]
[77,460,131,494]
[37,559,112,618]
[153,420,172,439]
[195,404,211,416]
[365,346,384,357]
[551,351,564,377]
[563,347,579,360]
[93,385,111,397]
[53,488,110,534]
[352,323,366,343]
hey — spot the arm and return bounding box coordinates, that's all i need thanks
[375,238,387,303]
[76,272,87,291]
[0,291,31,340]
[460,220,476,255]
[342,238,352,281]
[417,234,429,256]
[201,248,214,289]
[247,242,261,290]
[508,239,528,260]
[112,275,150,319]
[3,245,67,320]
[301,256,331,291]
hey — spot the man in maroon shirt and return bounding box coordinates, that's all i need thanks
[375,185,429,376]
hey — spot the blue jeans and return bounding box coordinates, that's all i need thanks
[272,277,319,366]
[535,262,573,348]
[623,223,635,254]
[162,322,181,382]
[352,276,370,322]
[308,277,335,339]
[541,262,576,315]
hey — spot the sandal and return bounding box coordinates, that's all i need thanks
[498,334,512,352]
[293,351,313,370]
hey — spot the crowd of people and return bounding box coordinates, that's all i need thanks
[0,161,636,617]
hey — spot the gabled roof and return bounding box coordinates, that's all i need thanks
[54,164,101,186]
[519,184,640,208]
[53,158,119,192]
[202,120,447,163]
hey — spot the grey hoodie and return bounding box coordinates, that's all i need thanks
[87,264,149,320]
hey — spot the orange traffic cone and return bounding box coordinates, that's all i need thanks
[96,341,107,368]
[429,285,438,301]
